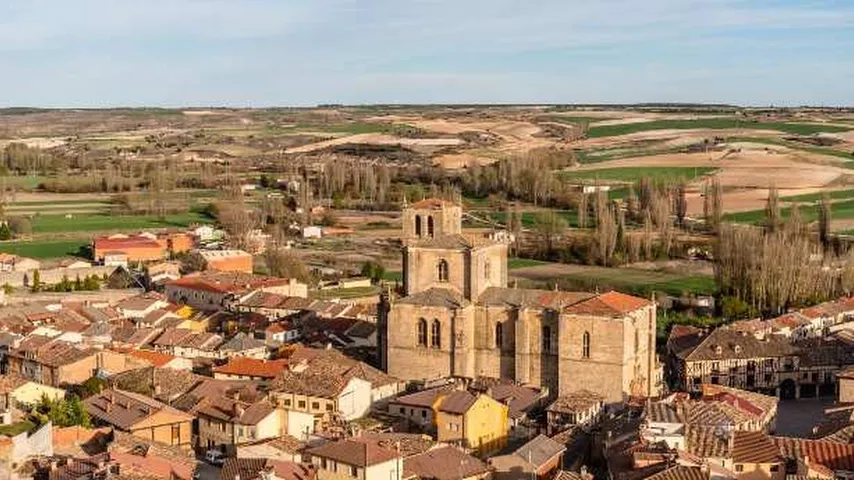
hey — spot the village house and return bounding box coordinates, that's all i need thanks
[5,339,149,387]
[122,348,193,370]
[774,437,854,479]
[165,271,307,311]
[115,291,169,319]
[307,438,404,480]
[434,391,509,456]
[546,390,605,434]
[270,367,372,424]
[196,249,254,274]
[405,446,490,480]
[218,332,267,359]
[196,395,283,455]
[171,331,224,358]
[0,373,65,411]
[93,234,167,263]
[84,388,195,448]
[236,436,308,463]
[489,435,566,480]
[388,386,453,431]
[221,458,317,480]
[213,357,290,382]
[642,384,779,451]
[265,321,300,344]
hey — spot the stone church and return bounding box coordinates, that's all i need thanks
[379,198,660,404]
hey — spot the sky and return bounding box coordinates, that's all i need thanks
[1,0,853,107]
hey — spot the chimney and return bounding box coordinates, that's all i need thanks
[154,384,162,395]
[50,460,58,471]
[234,402,245,418]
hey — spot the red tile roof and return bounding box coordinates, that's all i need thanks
[564,291,651,316]
[308,438,401,467]
[773,437,854,472]
[212,357,289,379]
[731,431,781,464]
[124,349,179,368]
[94,236,163,250]
[168,272,293,294]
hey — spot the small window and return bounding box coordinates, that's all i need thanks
[415,215,422,237]
[427,216,435,237]
[735,465,743,473]
[326,403,334,412]
[770,466,779,473]
[417,318,428,346]
[171,425,180,443]
[495,322,503,348]
[421,410,427,418]
[283,399,291,407]
[542,326,551,353]
[350,466,358,477]
[431,320,441,348]
[312,402,320,410]
[298,400,306,409]
[582,331,591,359]
[321,459,328,470]
[437,260,449,282]
[484,258,491,280]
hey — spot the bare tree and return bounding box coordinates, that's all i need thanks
[577,193,589,229]
[764,185,781,233]
[674,181,688,228]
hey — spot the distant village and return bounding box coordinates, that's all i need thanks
[0,202,854,480]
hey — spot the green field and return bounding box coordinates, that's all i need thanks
[30,212,212,233]
[780,189,854,203]
[382,270,402,282]
[7,199,109,207]
[511,263,717,296]
[586,119,852,138]
[508,258,547,269]
[728,136,854,161]
[481,210,579,228]
[725,198,854,224]
[313,285,380,300]
[0,176,50,189]
[548,116,614,126]
[0,239,89,258]
[560,167,716,183]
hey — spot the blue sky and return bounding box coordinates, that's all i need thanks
[1,0,853,107]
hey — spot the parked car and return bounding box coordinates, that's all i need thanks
[204,449,224,466]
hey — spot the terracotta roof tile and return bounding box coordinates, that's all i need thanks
[774,437,854,472]
[213,357,289,379]
[564,291,651,316]
[732,430,781,464]
[404,446,488,480]
[307,438,401,467]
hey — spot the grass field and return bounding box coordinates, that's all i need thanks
[0,239,89,258]
[725,198,854,224]
[781,189,854,202]
[586,119,852,138]
[575,141,683,164]
[0,176,50,189]
[382,270,402,282]
[30,212,212,233]
[560,167,716,183]
[313,285,380,300]
[511,263,716,296]
[508,258,547,269]
[482,210,579,228]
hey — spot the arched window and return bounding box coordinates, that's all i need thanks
[484,258,491,280]
[542,326,551,353]
[437,260,449,282]
[427,216,435,237]
[582,331,591,359]
[495,322,503,348]
[415,215,422,237]
[417,318,427,346]
[431,320,441,348]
